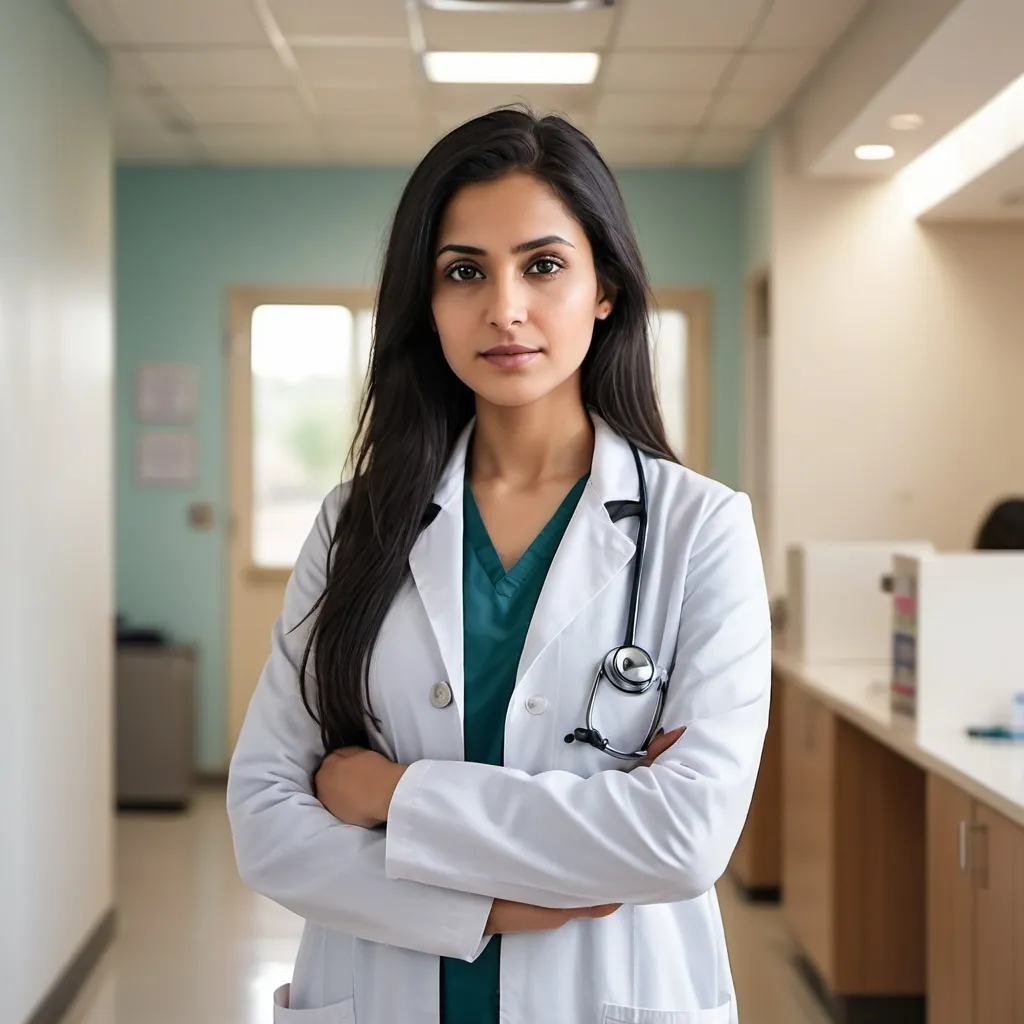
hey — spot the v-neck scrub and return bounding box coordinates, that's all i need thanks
[440,472,589,1024]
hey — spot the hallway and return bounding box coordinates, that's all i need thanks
[62,788,829,1024]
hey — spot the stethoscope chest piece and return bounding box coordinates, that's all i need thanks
[603,645,656,693]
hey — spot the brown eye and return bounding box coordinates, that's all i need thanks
[527,257,564,276]
[446,263,482,282]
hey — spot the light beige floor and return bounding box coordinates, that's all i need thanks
[63,787,829,1024]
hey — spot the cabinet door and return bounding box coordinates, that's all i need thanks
[730,677,782,890]
[926,775,974,1024]
[782,683,835,984]
[974,804,1017,1024]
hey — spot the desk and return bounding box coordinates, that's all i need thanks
[771,653,1024,1024]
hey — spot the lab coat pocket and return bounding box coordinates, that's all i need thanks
[601,999,731,1024]
[273,984,356,1023]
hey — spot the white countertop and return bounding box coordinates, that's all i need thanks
[772,650,1024,829]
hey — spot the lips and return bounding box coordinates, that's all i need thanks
[481,344,538,357]
[480,344,541,370]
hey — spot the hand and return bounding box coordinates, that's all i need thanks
[633,726,686,770]
[484,899,620,935]
[314,747,407,828]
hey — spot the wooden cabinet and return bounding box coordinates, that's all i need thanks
[926,776,974,1024]
[782,681,927,1003]
[927,775,1024,1024]
[783,681,836,982]
[729,676,782,898]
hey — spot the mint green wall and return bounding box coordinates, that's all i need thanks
[116,165,743,771]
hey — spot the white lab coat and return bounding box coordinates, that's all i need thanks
[227,416,772,1024]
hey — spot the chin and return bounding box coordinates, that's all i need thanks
[470,375,558,409]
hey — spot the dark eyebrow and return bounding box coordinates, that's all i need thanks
[435,235,576,259]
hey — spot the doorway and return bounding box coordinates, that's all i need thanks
[226,288,375,754]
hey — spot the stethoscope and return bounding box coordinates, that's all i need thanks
[563,442,668,760]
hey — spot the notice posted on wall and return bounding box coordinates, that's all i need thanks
[135,430,198,487]
[136,364,197,423]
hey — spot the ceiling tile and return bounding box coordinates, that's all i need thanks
[67,0,127,46]
[172,88,308,125]
[432,106,589,136]
[113,92,165,126]
[426,83,594,119]
[709,91,787,128]
[314,88,427,122]
[689,128,759,164]
[194,123,319,146]
[328,128,435,165]
[292,44,419,88]
[111,51,159,89]
[595,92,711,128]
[103,0,268,46]
[587,127,695,166]
[727,50,819,93]
[195,124,327,164]
[140,48,293,89]
[268,0,409,41]
[602,51,732,93]
[754,0,867,49]
[116,127,197,163]
[617,0,763,50]
[420,7,615,52]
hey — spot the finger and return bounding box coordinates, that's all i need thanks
[575,904,621,919]
[640,726,686,766]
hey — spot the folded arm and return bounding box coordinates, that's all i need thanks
[226,488,493,961]
[385,492,772,907]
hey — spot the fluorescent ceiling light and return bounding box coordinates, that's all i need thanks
[424,51,600,85]
[855,144,895,161]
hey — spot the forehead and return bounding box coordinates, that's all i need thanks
[436,172,586,246]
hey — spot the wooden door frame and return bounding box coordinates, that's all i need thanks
[224,286,376,750]
[651,287,712,477]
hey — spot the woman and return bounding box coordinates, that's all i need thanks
[227,107,771,1024]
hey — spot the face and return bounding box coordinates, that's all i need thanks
[431,172,613,409]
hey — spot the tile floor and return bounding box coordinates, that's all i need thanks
[62,787,830,1024]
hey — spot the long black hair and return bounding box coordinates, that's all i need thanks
[300,106,677,749]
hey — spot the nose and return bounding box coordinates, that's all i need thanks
[486,271,527,331]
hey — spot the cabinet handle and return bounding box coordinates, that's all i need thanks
[958,819,969,872]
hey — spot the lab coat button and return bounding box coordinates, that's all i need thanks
[430,682,453,709]
[525,695,548,715]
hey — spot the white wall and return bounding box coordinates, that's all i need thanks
[0,2,114,1022]
[765,128,1024,594]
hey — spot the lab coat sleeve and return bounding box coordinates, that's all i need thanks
[385,490,771,907]
[226,487,493,960]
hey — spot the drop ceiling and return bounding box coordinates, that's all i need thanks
[66,0,868,167]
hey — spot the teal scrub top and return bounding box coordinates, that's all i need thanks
[440,471,589,1024]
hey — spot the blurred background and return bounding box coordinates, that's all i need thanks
[3,0,1024,1022]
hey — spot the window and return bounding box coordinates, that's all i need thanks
[650,307,689,461]
[249,303,373,568]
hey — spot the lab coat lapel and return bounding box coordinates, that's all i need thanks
[408,421,474,731]
[516,418,641,687]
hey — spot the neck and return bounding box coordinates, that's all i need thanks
[470,384,593,488]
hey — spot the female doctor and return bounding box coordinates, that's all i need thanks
[227,107,771,1024]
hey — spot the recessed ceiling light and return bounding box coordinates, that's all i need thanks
[423,51,600,85]
[855,144,896,161]
[889,113,924,132]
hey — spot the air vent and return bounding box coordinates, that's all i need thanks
[421,0,614,11]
